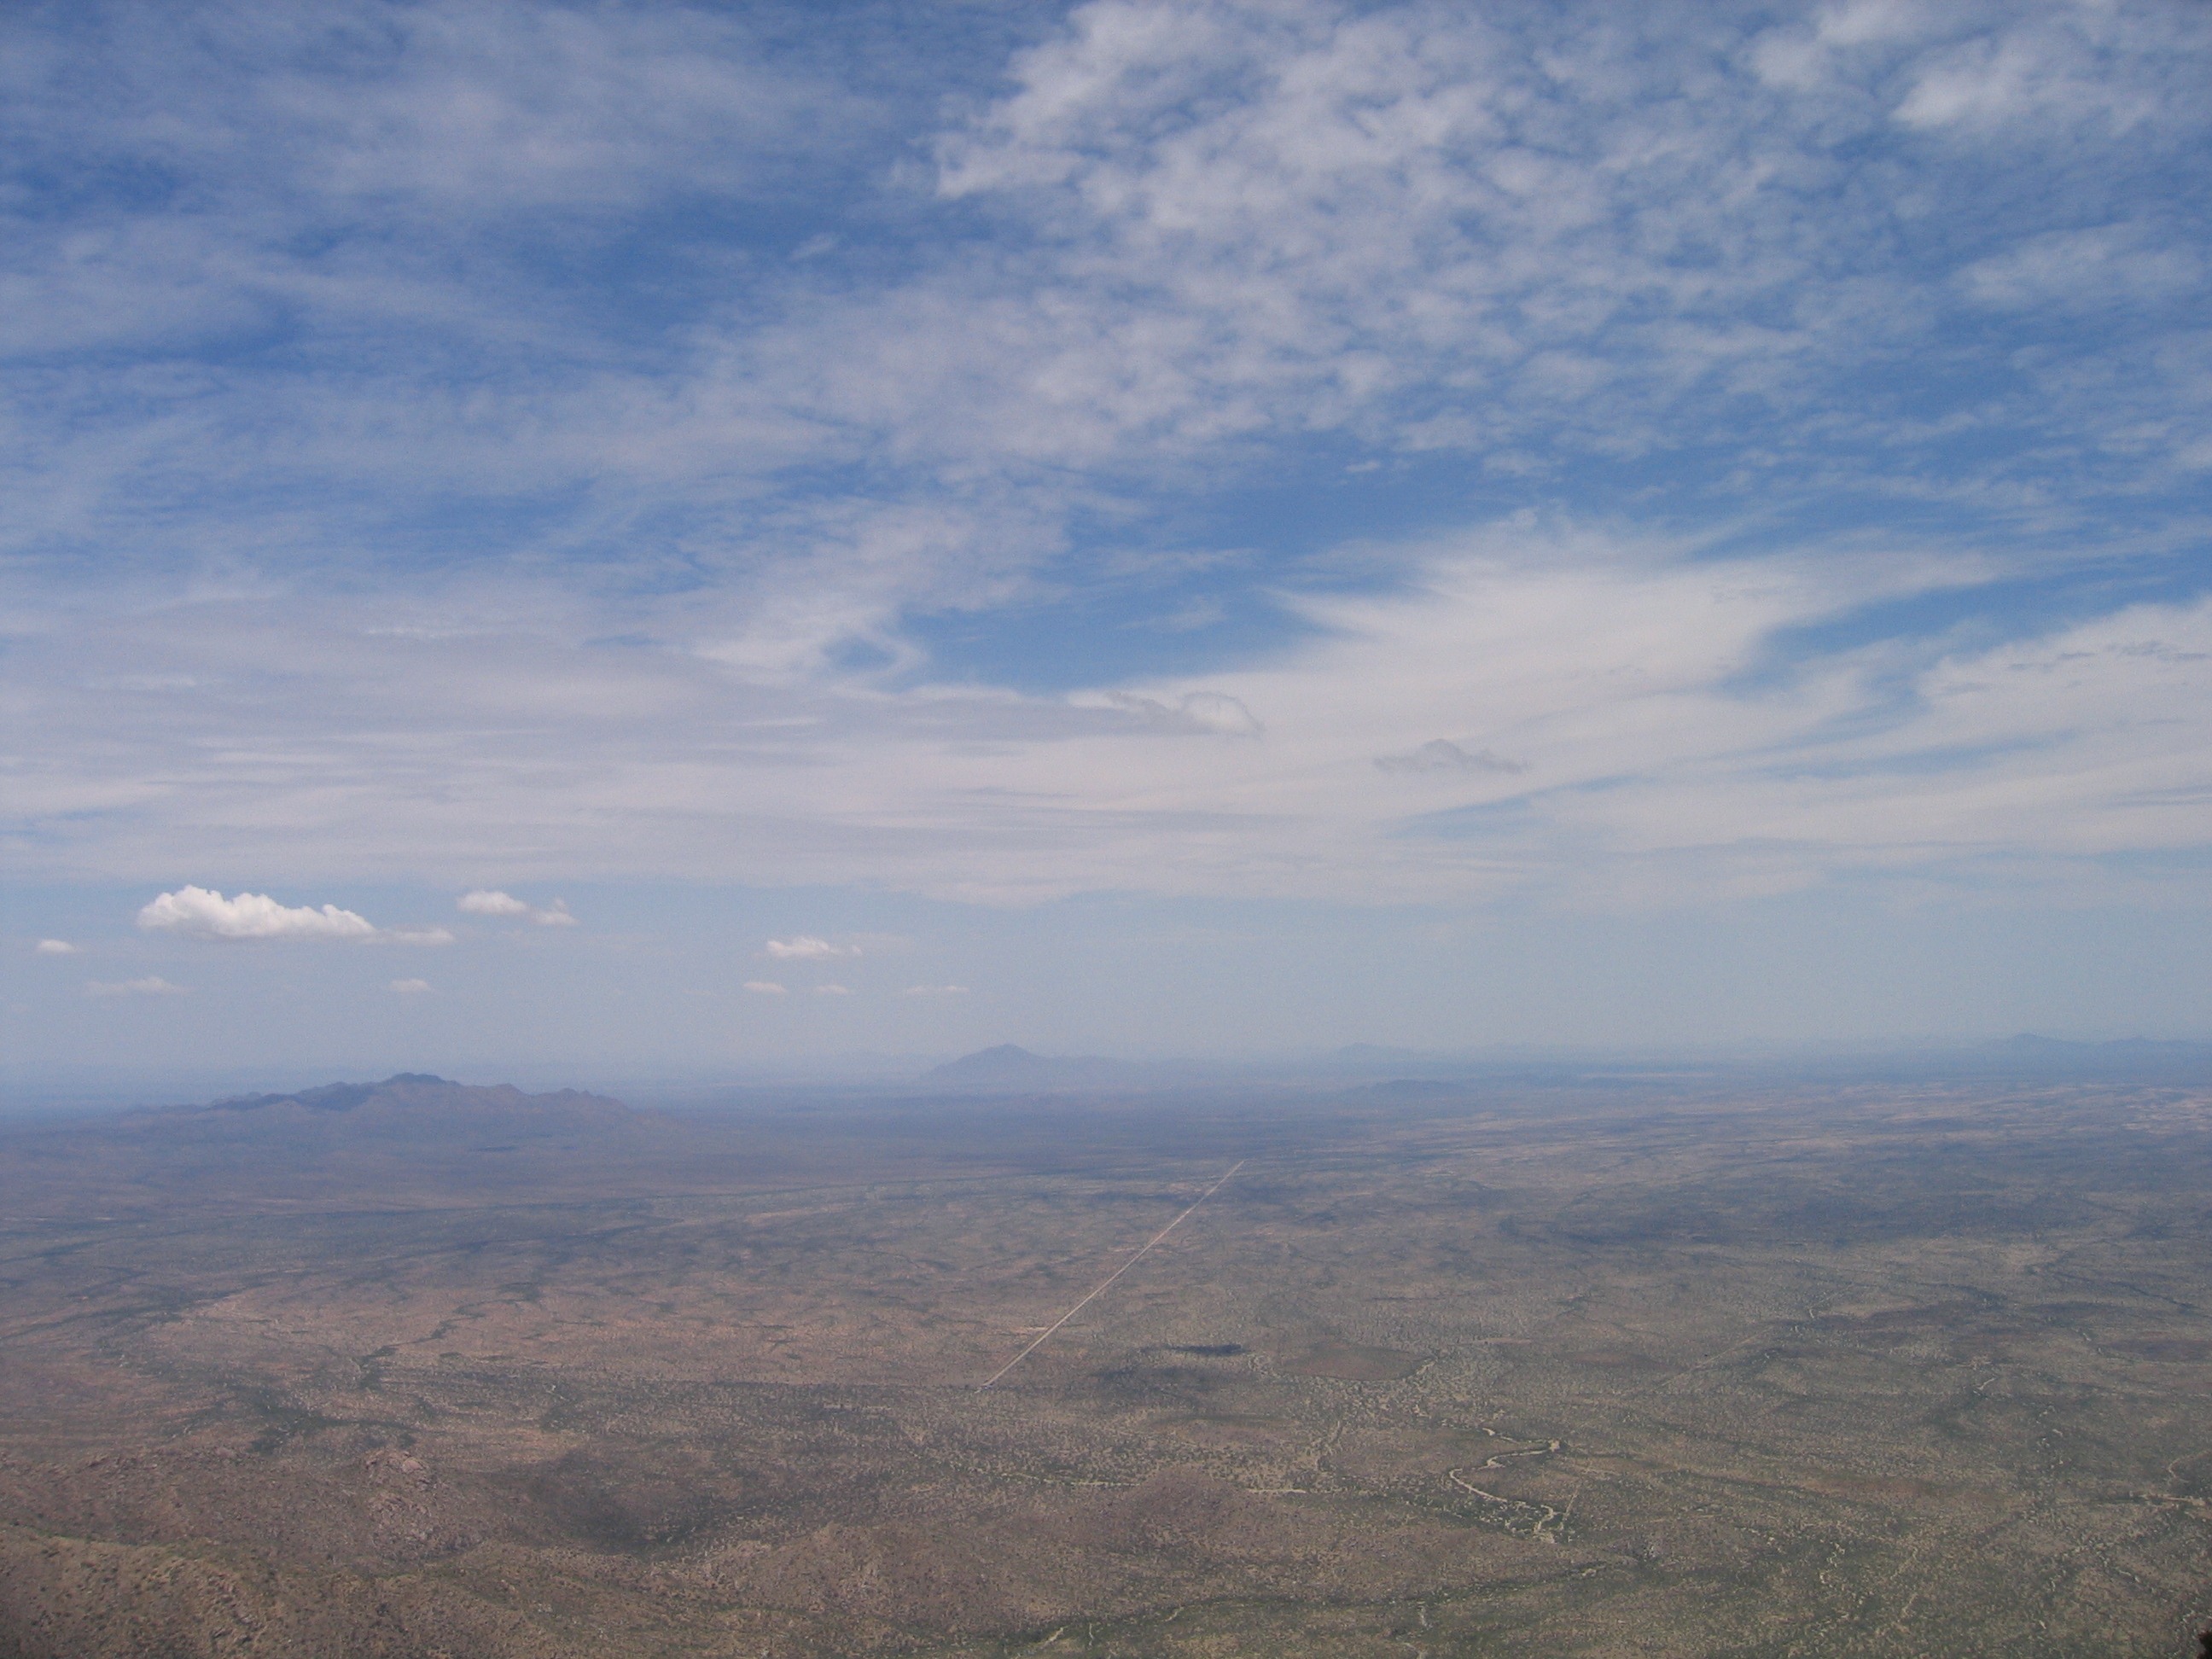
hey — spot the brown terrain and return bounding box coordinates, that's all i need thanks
[2,1068,2210,1656]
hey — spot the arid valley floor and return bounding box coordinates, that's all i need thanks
[3,1065,2210,1656]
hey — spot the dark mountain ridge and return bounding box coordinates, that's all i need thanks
[118,1073,637,1144]
[206,1073,461,1113]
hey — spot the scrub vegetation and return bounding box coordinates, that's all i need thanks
[2,1072,2209,1656]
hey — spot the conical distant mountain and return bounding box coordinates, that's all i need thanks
[920,1045,1146,1089]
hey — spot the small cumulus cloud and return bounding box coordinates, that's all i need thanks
[457,889,532,917]
[743,980,789,995]
[812,983,853,995]
[85,976,184,998]
[458,891,576,927]
[763,935,859,959]
[384,927,457,946]
[1375,739,1528,775]
[35,940,79,955]
[138,887,377,941]
[898,984,969,997]
[1107,691,1263,737]
[389,978,432,994]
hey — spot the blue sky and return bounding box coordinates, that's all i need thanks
[5,0,2210,1080]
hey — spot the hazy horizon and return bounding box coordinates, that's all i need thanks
[14,1027,2212,1127]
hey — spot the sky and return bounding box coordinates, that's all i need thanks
[4,0,2210,1083]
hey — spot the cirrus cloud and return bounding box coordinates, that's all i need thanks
[1103,691,1263,737]
[1375,739,1528,776]
[382,926,457,946]
[3,0,2207,967]
[85,976,185,998]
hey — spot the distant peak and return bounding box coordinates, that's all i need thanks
[927,1045,1045,1076]
[921,1044,1143,1088]
[383,1072,450,1086]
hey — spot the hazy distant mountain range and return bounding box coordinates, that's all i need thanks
[1986,1034,2212,1053]
[143,1074,637,1142]
[914,1037,2212,1093]
[917,1045,1157,1090]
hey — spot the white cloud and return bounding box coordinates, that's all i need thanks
[85,976,184,998]
[137,886,377,941]
[899,984,969,997]
[384,927,458,946]
[34,939,79,955]
[763,935,859,960]
[17,517,2210,914]
[1957,224,2201,312]
[1103,691,1263,737]
[389,978,432,994]
[742,980,789,995]
[813,983,853,995]
[918,3,1933,465]
[457,889,533,917]
[459,891,576,927]
[1376,740,1528,776]
[6,3,2210,933]
[275,5,845,213]
[1891,16,2168,136]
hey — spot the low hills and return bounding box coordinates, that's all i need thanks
[0,1074,646,1218]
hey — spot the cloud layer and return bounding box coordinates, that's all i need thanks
[19,515,2198,913]
[4,0,2208,932]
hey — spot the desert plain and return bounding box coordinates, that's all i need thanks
[1,1065,2209,1656]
